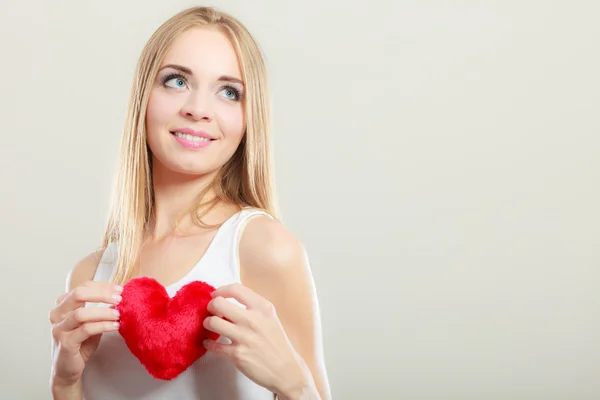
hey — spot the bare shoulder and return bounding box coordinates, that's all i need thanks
[65,249,105,292]
[239,215,308,276]
[238,215,313,305]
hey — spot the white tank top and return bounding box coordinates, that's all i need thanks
[82,208,276,400]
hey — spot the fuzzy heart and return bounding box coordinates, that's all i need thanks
[115,276,219,380]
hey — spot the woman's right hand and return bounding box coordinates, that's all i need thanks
[49,281,123,390]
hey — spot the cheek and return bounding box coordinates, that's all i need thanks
[215,103,245,143]
[146,91,181,135]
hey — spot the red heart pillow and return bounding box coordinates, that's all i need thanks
[115,277,219,380]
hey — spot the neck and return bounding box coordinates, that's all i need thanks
[149,163,218,241]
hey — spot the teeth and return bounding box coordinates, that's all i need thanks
[173,132,211,142]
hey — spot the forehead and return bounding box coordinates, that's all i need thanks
[162,27,242,78]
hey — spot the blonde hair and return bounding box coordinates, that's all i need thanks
[101,6,278,285]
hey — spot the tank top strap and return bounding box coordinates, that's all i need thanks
[208,207,274,283]
[93,242,119,282]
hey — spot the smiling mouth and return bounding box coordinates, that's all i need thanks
[170,131,216,143]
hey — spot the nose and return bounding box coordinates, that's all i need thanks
[180,89,213,122]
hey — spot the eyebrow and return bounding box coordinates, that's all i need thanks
[159,64,244,86]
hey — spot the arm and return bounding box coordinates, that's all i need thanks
[239,216,331,400]
[50,250,104,400]
[51,384,83,400]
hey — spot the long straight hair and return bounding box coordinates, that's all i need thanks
[101,7,278,285]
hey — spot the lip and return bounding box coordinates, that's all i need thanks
[170,127,216,140]
[170,128,216,150]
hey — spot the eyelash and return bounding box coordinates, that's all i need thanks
[160,73,243,101]
[161,73,186,87]
[220,85,242,101]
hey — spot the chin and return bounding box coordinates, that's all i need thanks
[150,153,215,177]
[167,162,218,177]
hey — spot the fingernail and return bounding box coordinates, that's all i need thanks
[202,340,208,347]
[114,285,124,293]
[113,309,120,318]
[113,322,120,329]
[113,294,122,303]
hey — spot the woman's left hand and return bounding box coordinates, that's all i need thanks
[203,283,309,395]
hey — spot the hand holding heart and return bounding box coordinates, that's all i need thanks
[49,281,123,389]
[203,283,308,396]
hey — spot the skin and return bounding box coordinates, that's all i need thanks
[49,27,330,400]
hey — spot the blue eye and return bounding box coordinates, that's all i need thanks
[222,89,235,99]
[219,86,242,101]
[162,74,188,89]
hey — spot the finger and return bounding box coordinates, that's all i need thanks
[207,296,246,323]
[212,283,267,310]
[50,283,122,324]
[59,282,123,314]
[69,321,120,344]
[59,307,120,332]
[202,339,235,358]
[203,316,241,342]
[49,293,72,324]
[55,292,68,305]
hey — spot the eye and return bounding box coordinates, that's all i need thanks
[219,86,242,101]
[162,74,188,89]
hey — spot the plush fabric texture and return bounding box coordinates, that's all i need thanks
[116,277,219,380]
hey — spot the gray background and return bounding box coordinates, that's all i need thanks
[0,1,599,398]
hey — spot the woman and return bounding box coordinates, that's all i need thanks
[48,6,330,400]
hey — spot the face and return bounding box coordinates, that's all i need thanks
[145,27,245,177]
